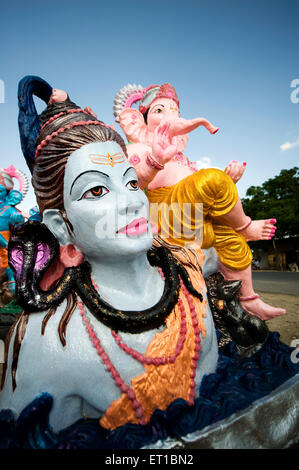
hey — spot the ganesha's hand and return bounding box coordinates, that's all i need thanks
[225,160,246,183]
[152,122,178,165]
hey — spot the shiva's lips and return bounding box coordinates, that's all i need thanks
[117,217,149,236]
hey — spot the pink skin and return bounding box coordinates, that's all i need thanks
[214,199,278,242]
[225,161,247,184]
[220,262,286,320]
[127,122,184,190]
[151,121,178,164]
[241,297,286,320]
[241,219,277,241]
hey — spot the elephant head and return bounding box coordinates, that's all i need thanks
[114,83,219,152]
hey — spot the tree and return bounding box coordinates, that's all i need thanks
[242,167,299,239]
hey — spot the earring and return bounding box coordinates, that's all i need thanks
[39,245,83,291]
[60,244,83,268]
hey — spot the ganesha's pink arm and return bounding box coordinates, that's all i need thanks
[127,122,178,189]
[170,117,219,136]
[127,143,161,190]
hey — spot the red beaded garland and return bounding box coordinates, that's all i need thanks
[78,299,147,426]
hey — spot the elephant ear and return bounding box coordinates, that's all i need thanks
[119,108,148,144]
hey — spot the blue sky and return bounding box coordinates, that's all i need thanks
[0,0,298,212]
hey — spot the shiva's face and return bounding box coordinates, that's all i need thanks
[62,141,153,260]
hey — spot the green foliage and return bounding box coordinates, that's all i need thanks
[242,167,299,238]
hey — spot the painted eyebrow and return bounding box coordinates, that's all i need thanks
[150,103,165,111]
[123,167,136,178]
[70,170,110,195]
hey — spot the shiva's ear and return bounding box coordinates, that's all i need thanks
[42,209,72,247]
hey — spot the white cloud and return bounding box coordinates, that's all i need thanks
[194,156,212,169]
[194,156,222,171]
[280,137,299,152]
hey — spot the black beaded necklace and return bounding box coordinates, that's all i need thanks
[9,221,203,334]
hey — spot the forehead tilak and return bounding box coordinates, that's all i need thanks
[88,152,126,167]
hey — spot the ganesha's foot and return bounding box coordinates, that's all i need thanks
[238,218,277,242]
[240,294,286,321]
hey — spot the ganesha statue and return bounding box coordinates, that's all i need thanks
[0,77,298,450]
[113,83,285,321]
[0,166,28,292]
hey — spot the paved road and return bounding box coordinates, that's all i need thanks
[252,271,299,296]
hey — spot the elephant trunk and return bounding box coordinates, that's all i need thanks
[169,117,219,137]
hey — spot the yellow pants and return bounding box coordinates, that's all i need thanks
[147,168,252,271]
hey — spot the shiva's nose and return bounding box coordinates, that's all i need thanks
[118,196,144,216]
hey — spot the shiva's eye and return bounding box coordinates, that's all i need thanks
[81,185,109,200]
[126,180,139,191]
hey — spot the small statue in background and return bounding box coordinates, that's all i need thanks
[0,166,28,292]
